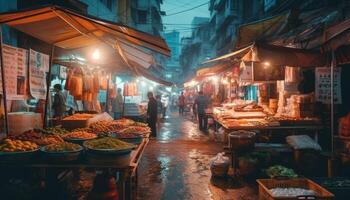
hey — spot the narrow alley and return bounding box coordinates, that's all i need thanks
[137,113,258,200]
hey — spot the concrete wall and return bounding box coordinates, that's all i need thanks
[80,0,118,22]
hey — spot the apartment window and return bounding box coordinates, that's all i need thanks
[138,10,147,24]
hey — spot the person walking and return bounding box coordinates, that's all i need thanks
[178,92,186,116]
[147,92,158,138]
[52,84,66,119]
[156,95,163,132]
[111,88,123,119]
[193,91,209,131]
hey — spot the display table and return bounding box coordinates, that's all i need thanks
[0,137,149,200]
[214,117,323,142]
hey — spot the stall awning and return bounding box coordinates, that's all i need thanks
[235,12,290,48]
[196,62,232,76]
[203,43,325,68]
[119,42,155,69]
[0,6,170,56]
[129,61,173,86]
[322,18,350,52]
[203,45,252,64]
[242,43,326,67]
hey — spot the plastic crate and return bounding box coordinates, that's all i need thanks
[257,178,334,200]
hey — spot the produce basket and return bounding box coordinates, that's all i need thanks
[257,178,334,200]
[0,149,39,163]
[40,145,83,163]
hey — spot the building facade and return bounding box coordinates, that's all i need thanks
[163,31,181,82]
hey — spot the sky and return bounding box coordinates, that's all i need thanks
[161,0,210,38]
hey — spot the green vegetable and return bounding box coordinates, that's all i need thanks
[265,165,298,178]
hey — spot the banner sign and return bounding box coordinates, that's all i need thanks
[315,67,342,104]
[29,49,49,99]
[1,44,28,99]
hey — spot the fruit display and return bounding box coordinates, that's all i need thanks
[0,139,38,152]
[265,165,298,178]
[63,113,96,120]
[9,130,64,146]
[84,137,134,150]
[62,131,97,140]
[44,142,82,152]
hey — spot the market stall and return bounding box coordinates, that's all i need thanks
[0,5,171,199]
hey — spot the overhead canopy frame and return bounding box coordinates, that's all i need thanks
[203,43,326,67]
[0,6,170,56]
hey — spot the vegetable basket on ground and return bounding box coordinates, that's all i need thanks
[257,178,334,200]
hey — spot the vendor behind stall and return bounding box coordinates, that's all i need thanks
[111,88,123,119]
[52,84,66,119]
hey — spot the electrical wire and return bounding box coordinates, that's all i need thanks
[164,1,209,17]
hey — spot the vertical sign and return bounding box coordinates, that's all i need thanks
[29,49,49,99]
[1,45,28,99]
[2,45,18,98]
[315,67,342,104]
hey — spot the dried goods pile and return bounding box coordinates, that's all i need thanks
[44,142,82,152]
[84,137,134,150]
[9,130,64,146]
[0,139,38,152]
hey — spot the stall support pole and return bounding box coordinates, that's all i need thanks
[0,25,8,135]
[122,96,126,117]
[330,51,335,154]
[43,45,55,128]
[105,74,110,113]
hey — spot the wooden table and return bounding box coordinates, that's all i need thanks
[214,118,323,142]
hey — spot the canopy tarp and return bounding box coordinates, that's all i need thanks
[322,18,350,52]
[129,60,173,86]
[202,45,252,64]
[203,43,325,68]
[0,6,170,56]
[196,62,232,76]
[119,42,155,69]
[235,12,290,48]
[242,43,326,67]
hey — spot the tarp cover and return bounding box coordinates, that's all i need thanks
[127,60,173,86]
[0,6,170,56]
[235,12,290,48]
[242,43,326,67]
[196,62,232,76]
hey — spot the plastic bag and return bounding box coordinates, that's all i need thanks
[286,135,321,151]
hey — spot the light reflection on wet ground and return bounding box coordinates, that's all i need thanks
[137,113,258,200]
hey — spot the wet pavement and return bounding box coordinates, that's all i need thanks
[137,113,258,200]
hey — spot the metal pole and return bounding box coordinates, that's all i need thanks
[0,25,8,135]
[105,74,110,113]
[43,45,55,128]
[330,51,335,154]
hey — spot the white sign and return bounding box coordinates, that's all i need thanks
[315,67,342,104]
[59,65,67,79]
[29,49,49,99]
[239,61,253,82]
[1,45,28,99]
